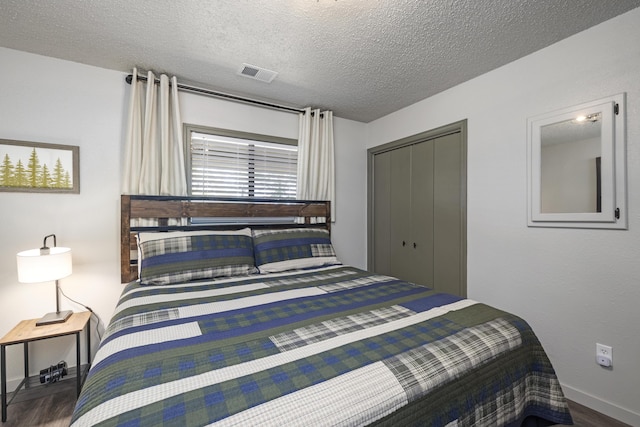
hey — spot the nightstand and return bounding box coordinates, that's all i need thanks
[0,311,91,422]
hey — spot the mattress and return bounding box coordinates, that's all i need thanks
[70,264,572,426]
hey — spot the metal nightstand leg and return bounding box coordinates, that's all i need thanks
[1,345,6,422]
[23,343,28,390]
[84,318,91,386]
[76,332,81,397]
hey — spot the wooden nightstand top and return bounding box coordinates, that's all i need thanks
[0,311,91,346]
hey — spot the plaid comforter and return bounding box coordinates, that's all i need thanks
[71,265,572,426]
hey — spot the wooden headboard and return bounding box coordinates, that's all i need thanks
[121,195,331,283]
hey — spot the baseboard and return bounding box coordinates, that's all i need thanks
[562,383,640,426]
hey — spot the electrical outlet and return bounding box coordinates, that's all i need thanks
[596,343,613,367]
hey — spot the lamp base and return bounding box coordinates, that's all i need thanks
[36,310,73,327]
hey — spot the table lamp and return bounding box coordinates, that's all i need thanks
[16,234,73,326]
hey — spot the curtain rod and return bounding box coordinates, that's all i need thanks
[125,73,305,115]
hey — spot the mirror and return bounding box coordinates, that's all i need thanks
[527,93,626,229]
[540,114,602,214]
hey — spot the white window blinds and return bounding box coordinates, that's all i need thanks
[190,131,297,198]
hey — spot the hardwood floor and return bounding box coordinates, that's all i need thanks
[563,400,631,427]
[2,380,75,427]
[1,382,631,426]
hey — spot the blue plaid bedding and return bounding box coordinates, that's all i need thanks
[71,265,572,426]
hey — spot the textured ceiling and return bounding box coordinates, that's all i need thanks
[1,1,639,122]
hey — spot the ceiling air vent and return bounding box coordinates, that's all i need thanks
[237,63,278,83]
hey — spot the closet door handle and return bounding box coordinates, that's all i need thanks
[413,242,417,249]
[402,241,406,247]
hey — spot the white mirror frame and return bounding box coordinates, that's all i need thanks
[527,93,626,229]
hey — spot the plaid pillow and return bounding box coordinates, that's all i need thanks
[138,232,257,285]
[252,228,340,273]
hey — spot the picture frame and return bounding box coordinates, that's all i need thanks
[0,138,79,194]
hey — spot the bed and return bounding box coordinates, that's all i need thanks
[70,195,573,426]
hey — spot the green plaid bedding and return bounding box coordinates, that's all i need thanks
[71,265,572,426]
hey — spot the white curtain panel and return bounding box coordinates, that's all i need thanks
[138,70,159,194]
[297,107,336,221]
[121,68,143,194]
[160,75,187,196]
[122,68,187,196]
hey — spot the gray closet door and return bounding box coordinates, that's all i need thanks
[371,129,465,297]
[373,151,391,276]
[433,132,464,296]
[407,141,434,285]
[389,146,412,281]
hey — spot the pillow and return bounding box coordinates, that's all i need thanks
[137,228,257,285]
[252,228,340,273]
[136,229,253,276]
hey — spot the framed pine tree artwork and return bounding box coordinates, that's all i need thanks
[0,139,79,194]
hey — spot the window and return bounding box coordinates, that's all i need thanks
[185,125,297,199]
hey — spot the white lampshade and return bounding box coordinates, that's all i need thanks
[16,247,72,283]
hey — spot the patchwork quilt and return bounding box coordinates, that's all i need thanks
[70,265,572,426]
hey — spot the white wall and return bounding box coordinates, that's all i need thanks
[331,117,368,268]
[0,47,126,384]
[366,8,640,425]
[0,47,368,389]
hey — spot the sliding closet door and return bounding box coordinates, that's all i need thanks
[369,120,467,297]
[373,151,391,276]
[407,141,434,286]
[433,132,464,296]
[372,141,434,286]
[389,146,412,281]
